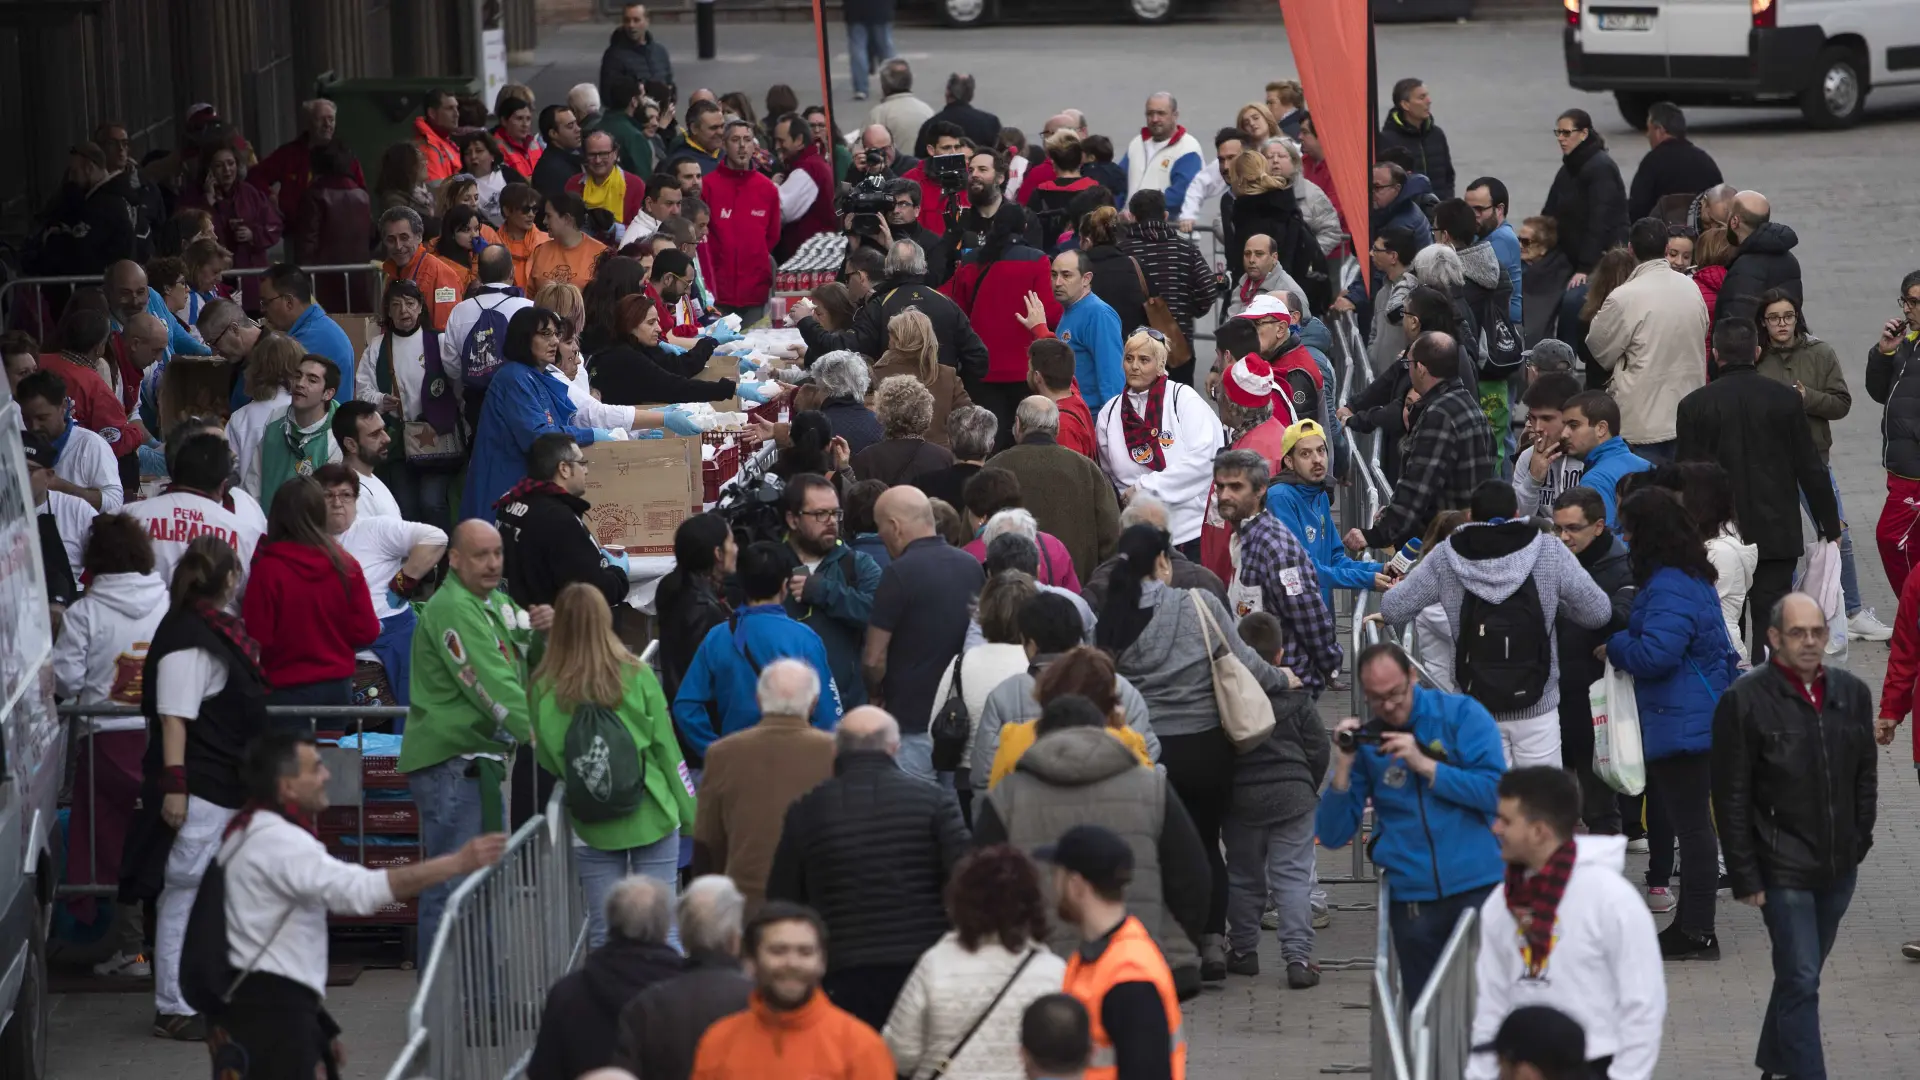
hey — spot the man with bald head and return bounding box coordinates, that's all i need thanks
[1019,112,1083,202]
[864,486,985,783]
[987,395,1119,580]
[400,516,543,966]
[1719,188,1803,327]
[767,703,969,1027]
[1122,92,1204,218]
[694,660,837,909]
[847,123,908,183]
[1713,591,1875,1079]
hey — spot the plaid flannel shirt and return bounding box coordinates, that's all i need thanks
[1364,381,1497,549]
[1236,511,1342,692]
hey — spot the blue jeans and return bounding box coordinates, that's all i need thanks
[896,732,938,785]
[576,832,681,950]
[1631,439,1676,466]
[1388,882,1494,1004]
[1758,872,1856,1080]
[845,22,895,96]
[1802,467,1863,616]
[411,758,486,970]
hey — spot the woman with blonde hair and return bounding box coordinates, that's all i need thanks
[532,582,696,948]
[1236,102,1279,144]
[1092,330,1223,553]
[225,332,308,473]
[870,307,974,448]
[1227,150,1309,275]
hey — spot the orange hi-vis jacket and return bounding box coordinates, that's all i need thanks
[1062,915,1187,1080]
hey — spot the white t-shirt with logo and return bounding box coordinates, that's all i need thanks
[121,490,267,599]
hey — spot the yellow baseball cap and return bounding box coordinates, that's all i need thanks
[1280,419,1326,458]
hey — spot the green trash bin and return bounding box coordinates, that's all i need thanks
[317,74,476,177]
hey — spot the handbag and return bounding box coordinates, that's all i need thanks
[1589,660,1645,796]
[930,654,970,773]
[403,418,467,468]
[927,949,1040,1080]
[1188,591,1275,751]
[1129,255,1193,369]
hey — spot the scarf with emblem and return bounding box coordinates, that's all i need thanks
[1121,375,1170,472]
[1504,837,1577,978]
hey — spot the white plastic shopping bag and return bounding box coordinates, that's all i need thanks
[1797,540,1846,651]
[1590,661,1645,796]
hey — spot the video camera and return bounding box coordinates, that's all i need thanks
[1336,719,1450,762]
[838,175,894,245]
[925,152,967,192]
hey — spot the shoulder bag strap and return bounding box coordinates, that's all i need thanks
[927,948,1040,1080]
[1189,589,1222,660]
[1128,254,1157,299]
[220,826,301,1003]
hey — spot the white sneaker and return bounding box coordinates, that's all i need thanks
[1626,838,1650,854]
[1849,608,1895,642]
[94,951,151,978]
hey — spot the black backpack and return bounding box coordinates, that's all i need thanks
[1454,276,1524,381]
[1454,577,1551,712]
[179,826,294,1017]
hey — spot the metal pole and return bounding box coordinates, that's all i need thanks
[696,0,716,60]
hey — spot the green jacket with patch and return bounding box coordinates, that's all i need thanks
[532,664,697,851]
[399,580,535,773]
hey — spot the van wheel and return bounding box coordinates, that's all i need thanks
[941,0,989,27]
[0,900,50,1080]
[1130,0,1176,23]
[1800,47,1867,129]
[1614,92,1655,131]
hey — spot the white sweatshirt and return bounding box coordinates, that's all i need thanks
[1469,835,1666,1080]
[50,571,169,733]
[1706,525,1758,663]
[1094,379,1224,545]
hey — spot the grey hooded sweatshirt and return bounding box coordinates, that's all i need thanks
[1379,520,1611,723]
[1113,582,1295,738]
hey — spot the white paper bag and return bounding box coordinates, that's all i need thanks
[1590,661,1645,796]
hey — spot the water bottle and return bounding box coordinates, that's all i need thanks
[1382,538,1423,580]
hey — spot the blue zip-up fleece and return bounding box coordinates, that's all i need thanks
[1316,685,1507,902]
[782,542,881,709]
[1576,436,1651,529]
[462,361,601,522]
[1056,291,1125,412]
[1606,566,1739,760]
[1266,473,1383,610]
[670,604,842,752]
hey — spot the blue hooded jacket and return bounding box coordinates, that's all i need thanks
[462,360,603,522]
[1577,436,1651,529]
[670,604,842,752]
[1316,684,1507,902]
[1266,474,1382,610]
[1606,566,1739,760]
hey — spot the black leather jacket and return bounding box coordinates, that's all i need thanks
[1711,662,1877,897]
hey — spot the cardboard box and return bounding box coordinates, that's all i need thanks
[157,356,238,429]
[578,436,703,555]
[331,314,375,361]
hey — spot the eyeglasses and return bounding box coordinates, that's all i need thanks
[560,456,589,469]
[1551,520,1599,535]
[1763,313,1798,325]
[534,327,560,339]
[323,490,356,504]
[1778,626,1829,642]
[1465,203,1494,216]
[1900,296,1920,309]
[1369,245,1390,255]
[1370,183,1395,192]
[1552,127,1585,137]
[584,150,615,160]
[794,508,843,522]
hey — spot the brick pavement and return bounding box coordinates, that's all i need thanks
[47,15,1920,1080]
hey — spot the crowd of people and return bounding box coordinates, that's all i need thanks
[18,6,1920,1079]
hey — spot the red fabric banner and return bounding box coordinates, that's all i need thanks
[1278,0,1372,291]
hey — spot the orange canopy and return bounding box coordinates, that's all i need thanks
[1278,0,1372,291]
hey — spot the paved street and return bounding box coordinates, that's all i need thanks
[47,14,1920,1079]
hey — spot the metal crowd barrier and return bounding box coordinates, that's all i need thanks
[1405,909,1480,1080]
[54,703,408,900]
[384,784,587,1080]
[0,262,388,333]
[1367,880,1412,1079]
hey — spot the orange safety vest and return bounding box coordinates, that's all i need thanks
[1062,916,1187,1080]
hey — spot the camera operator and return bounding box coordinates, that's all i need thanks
[1316,642,1507,1002]
[900,121,969,232]
[844,124,913,185]
[940,149,1042,272]
[887,179,948,286]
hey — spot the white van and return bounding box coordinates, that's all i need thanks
[1564,0,1920,128]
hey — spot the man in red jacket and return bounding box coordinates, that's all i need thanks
[899,121,969,236]
[772,114,837,262]
[250,99,365,223]
[703,120,781,323]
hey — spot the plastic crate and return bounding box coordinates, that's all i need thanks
[703,441,741,502]
[319,801,420,836]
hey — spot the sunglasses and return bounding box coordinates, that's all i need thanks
[1138,328,1169,343]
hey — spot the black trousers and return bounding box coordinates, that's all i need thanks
[1158,729,1235,935]
[822,963,914,1031]
[1647,752,1717,935]
[1749,557,1797,663]
[208,972,340,1080]
[966,377,1028,452]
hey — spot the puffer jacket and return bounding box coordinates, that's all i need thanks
[1756,332,1850,461]
[975,726,1207,977]
[1712,662,1876,898]
[1542,136,1628,273]
[527,938,686,1080]
[1706,525,1759,664]
[1606,565,1740,760]
[1520,249,1573,347]
[1377,109,1455,199]
[1866,331,1920,478]
[764,751,970,970]
[1717,222,1802,328]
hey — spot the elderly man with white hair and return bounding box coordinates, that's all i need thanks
[797,241,989,383]
[803,349,883,456]
[613,875,754,1079]
[693,660,838,909]
[1080,492,1229,611]
[964,516,1096,650]
[986,394,1120,581]
[529,875,686,1080]
[568,82,603,126]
